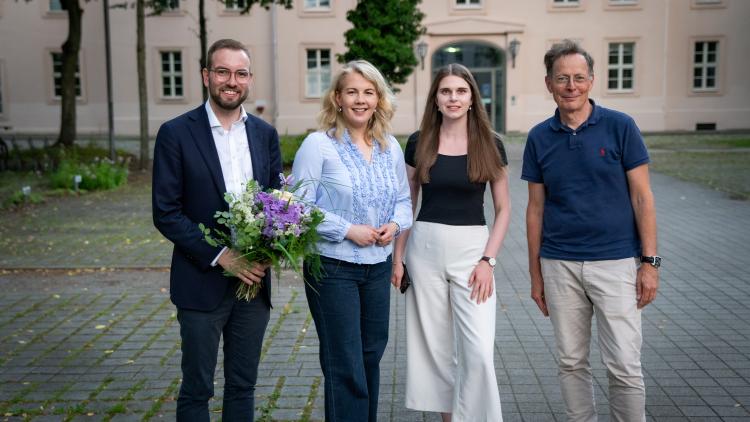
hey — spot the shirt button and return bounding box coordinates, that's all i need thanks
[573,132,577,136]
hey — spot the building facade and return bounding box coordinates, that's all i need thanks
[0,0,748,136]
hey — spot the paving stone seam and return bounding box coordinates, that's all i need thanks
[8,293,105,367]
[0,293,82,362]
[94,297,171,366]
[260,290,299,361]
[62,294,151,366]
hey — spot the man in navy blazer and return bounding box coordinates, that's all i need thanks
[152,39,281,421]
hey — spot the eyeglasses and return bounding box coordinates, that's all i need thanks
[553,74,591,86]
[209,68,252,82]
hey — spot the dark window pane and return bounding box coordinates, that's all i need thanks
[608,80,617,89]
[694,67,702,78]
[707,67,715,77]
[623,79,632,89]
[693,78,702,88]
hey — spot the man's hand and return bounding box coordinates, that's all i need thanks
[530,272,549,316]
[376,222,399,247]
[468,261,494,304]
[346,224,380,247]
[636,264,659,308]
[217,249,268,286]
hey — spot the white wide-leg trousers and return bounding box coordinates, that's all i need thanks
[404,221,503,422]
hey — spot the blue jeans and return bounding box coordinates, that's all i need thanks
[175,282,270,422]
[304,255,392,422]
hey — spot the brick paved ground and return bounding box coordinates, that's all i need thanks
[1,144,749,421]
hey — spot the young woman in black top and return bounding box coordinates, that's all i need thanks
[392,63,511,421]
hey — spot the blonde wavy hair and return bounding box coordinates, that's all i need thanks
[317,60,396,151]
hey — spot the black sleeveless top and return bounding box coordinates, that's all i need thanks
[404,131,508,226]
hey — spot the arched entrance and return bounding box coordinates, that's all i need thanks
[432,42,506,133]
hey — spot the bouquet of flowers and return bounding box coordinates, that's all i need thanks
[199,174,324,301]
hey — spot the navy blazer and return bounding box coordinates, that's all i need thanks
[152,105,282,311]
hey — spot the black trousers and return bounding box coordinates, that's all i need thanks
[175,282,270,422]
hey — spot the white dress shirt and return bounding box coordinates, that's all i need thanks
[205,101,254,266]
[205,101,254,196]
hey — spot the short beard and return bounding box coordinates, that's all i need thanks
[209,84,248,112]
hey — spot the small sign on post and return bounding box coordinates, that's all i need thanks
[21,186,31,203]
[73,174,82,192]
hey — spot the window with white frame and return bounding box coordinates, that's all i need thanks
[52,52,82,99]
[607,42,634,91]
[49,0,63,11]
[225,0,248,11]
[304,0,330,9]
[456,0,481,7]
[305,49,331,98]
[161,51,184,98]
[693,41,718,91]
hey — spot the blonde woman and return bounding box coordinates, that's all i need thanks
[292,60,412,421]
[392,63,510,421]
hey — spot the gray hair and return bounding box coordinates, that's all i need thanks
[543,39,594,77]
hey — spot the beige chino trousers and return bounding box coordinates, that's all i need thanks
[541,257,646,422]
[404,221,503,422]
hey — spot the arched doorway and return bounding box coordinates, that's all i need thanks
[432,42,506,133]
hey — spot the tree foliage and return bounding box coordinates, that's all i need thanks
[339,0,425,89]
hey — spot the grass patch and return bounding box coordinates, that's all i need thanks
[644,133,750,150]
[649,150,750,200]
[0,144,133,209]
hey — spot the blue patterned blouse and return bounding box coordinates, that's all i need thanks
[291,130,412,264]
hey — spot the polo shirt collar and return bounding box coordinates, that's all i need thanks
[549,99,601,132]
[205,100,248,129]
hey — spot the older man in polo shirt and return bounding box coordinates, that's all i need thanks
[522,39,660,422]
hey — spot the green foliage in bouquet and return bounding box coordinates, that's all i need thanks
[200,175,324,300]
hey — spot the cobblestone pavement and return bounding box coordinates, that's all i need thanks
[1,145,750,421]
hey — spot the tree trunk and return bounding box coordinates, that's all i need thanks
[58,0,83,147]
[199,0,207,102]
[137,0,149,170]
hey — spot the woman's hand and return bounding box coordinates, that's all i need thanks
[391,260,404,289]
[346,224,380,247]
[468,260,495,304]
[376,222,399,247]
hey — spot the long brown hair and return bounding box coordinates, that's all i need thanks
[414,63,504,184]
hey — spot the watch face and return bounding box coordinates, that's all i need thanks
[488,257,497,267]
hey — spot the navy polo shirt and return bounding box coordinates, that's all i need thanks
[521,100,650,261]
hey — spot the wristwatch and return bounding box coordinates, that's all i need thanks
[640,255,662,269]
[480,256,497,268]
